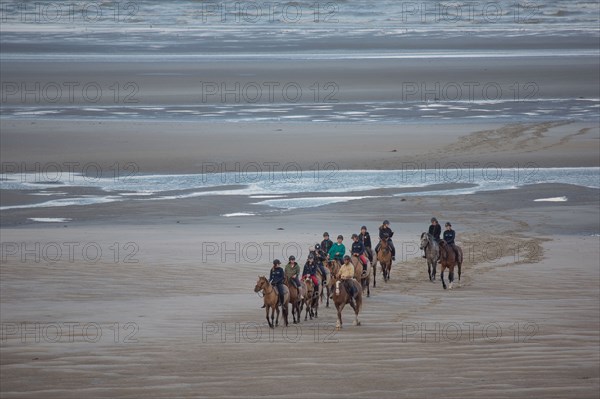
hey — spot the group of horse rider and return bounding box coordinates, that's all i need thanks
[265,220,398,306]
[423,217,460,261]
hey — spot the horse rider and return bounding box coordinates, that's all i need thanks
[285,255,303,299]
[269,259,286,307]
[423,217,441,258]
[321,232,334,254]
[328,234,346,264]
[351,233,369,275]
[302,254,321,295]
[339,255,357,300]
[440,222,460,262]
[375,220,396,261]
[308,245,329,284]
[313,243,327,263]
[358,225,373,263]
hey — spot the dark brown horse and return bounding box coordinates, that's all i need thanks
[302,276,319,320]
[284,277,306,324]
[328,274,362,330]
[375,239,392,284]
[437,241,463,290]
[254,276,289,328]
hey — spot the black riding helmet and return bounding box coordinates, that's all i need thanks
[361,225,367,230]
[289,255,296,261]
[273,259,281,265]
[314,243,321,250]
[337,235,343,240]
[445,222,452,227]
[307,254,314,260]
[323,232,329,237]
[343,255,351,261]
[431,217,438,223]
[351,233,358,239]
[383,220,390,225]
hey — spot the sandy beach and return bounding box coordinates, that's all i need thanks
[1,0,599,397]
[1,120,599,398]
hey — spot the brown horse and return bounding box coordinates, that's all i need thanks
[284,277,306,324]
[328,274,363,330]
[323,259,341,307]
[437,241,463,290]
[351,255,371,297]
[303,277,318,320]
[254,276,289,328]
[376,239,393,284]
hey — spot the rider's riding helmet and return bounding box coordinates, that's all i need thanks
[383,220,390,225]
[361,226,367,230]
[343,255,351,261]
[315,243,321,250]
[307,254,315,260]
[323,232,329,237]
[445,222,452,227]
[273,259,281,265]
[351,233,358,239]
[337,235,343,240]
[289,255,296,261]
[431,217,438,223]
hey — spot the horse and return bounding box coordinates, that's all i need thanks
[254,276,289,328]
[420,232,440,282]
[316,267,330,307]
[437,241,463,290]
[284,276,306,324]
[323,259,341,307]
[376,239,393,284]
[351,255,371,297]
[303,276,319,320]
[328,274,362,330]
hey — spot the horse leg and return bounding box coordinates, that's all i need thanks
[458,261,462,286]
[325,285,330,308]
[349,300,361,326]
[275,306,280,327]
[428,261,432,281]
[266,307,273,329]
[441,266,447,290]
[448,268,454,290]
[366,277,370,297]
[432,261,437,281]
[283,303,289,327]
[336,304,344,330]
[372,260,377,287]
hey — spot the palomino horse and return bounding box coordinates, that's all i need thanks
[328,274,362,330]
[420,232,440,282]
[254,276,289,328]
[284,277,306,324]
[350,255,371,297]
[437,241,463,290]
[303,276,318,321]
[375,239,393,284]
